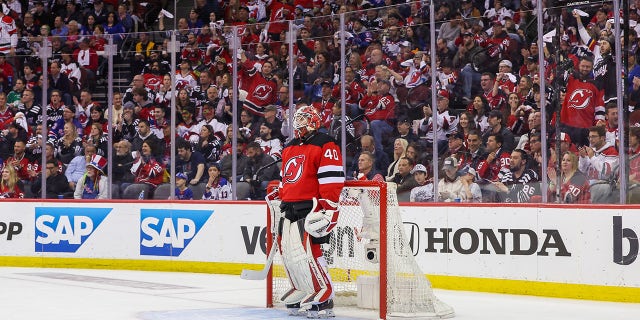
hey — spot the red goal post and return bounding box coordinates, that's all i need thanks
[265,180,454,319]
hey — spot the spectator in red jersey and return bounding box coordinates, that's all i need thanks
[477,132,511,182]
[548,151,591,204]
[5,139,30,182]
[311,80,337,128]
[239,50,278,118]
[480,72,507,112]
[130,140,165,190]
[74,38,99,76]
[0,164,24,198]
[359,79,396,157]
[560,55,604,147]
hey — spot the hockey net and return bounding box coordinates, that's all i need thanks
[266,180,454,319]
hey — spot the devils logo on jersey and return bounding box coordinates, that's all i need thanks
[283,154,305,183]
[145,77,162,91]
[567,89,593,110]
[254,84,273,101]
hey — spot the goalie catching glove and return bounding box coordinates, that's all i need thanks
[304,198,339,238]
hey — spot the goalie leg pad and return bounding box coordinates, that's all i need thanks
[281,219,316,296]
[281,218,334,306]
[281,287,307,305]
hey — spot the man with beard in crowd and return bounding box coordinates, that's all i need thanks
[560,55,604,147]
[494,149,541,203]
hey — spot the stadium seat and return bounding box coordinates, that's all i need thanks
[191,183,207,200]
[235,181,251,200]
[153,184,172,200]
[122,183,150,199]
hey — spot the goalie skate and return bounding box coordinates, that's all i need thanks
[286,302,306,316]
[305,299,334,319]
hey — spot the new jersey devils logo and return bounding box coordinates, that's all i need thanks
[254,84,273,101]
[567,89,593,110]
[283,155,305,183]
[146,77,162,91]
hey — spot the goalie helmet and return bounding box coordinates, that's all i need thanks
[293,106,321,139]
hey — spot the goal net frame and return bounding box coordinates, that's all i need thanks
[265,180,453,319]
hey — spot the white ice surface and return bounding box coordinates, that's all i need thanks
[1,267,639,320]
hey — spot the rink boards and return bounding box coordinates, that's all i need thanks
[0,200,639,302]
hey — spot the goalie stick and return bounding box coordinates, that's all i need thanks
[241,240,278,280]
[241,189,282,280]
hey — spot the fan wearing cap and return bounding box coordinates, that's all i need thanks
[454,29,484,103]
[174,172,194,200]
[445,130,467,159]
[409,163,434,202]
[496,60,516,93]
[256,121,283,161]
[577,125,618,203]
[311,80,338,128]
[437,156,465,202]
[74,154,108,199]
[395,116,418,144]
[484,17,516,71]
[350,17,374,51]
[482,109,515,153]
[460,166,482,202]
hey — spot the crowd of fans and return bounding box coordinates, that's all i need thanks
[0,0,638,203]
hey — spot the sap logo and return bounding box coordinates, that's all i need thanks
[35,208,111,253]
[140,209,213,256]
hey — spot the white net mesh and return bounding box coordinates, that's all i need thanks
[269,181,454,319]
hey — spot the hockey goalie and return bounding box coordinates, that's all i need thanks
[275,106,345,318]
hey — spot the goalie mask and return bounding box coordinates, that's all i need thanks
[293,106,321,139]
